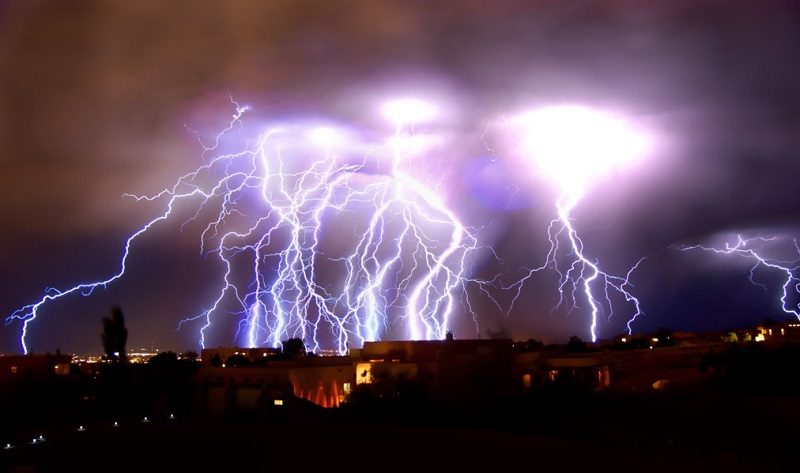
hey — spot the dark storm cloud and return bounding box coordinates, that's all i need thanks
[2,0,799,352]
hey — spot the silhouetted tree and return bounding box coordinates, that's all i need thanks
[181,351,199,360]
[225,354,250,366]
[102,306,128,363]
[281,338,306,359]
[565,335,587,352]
[516,338,544,352]
[144,351,199,415]
[723,331,739,343]
[485,326,510,339]
[148,351,179,366]
[210,353,223,367]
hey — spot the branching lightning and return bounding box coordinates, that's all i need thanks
[679,235,800,320]
[6,99,498,354]
[26,98,789,352]
[507,192,647,342]
[506,106,650,342]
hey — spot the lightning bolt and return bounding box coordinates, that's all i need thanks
[6,99,499,354]
[495,105,652,343]
[679,234,800,320]
[507,191,646,343]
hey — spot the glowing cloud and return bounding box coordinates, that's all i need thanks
[381,98,438,127]
[6,99,498,354]
[508,105,651,342]
[515,105,649,197]
[307,126,347,148]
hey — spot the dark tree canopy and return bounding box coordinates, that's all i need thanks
[225,354,250,367]
[515,338,544,352]
[281,338,307,359]
[565,335,588,353]
[148,351,178,366]
[102,305,128,362]
[485,326,510,340]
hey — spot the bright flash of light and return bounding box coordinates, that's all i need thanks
[679,235,800,321]
[381,98,438,127]
[6,98,499,354]
[515,105,648,198]
[508,105,650,342]
[307,126,346,148]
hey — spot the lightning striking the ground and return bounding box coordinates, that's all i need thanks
[679,235,800,320]
[507,191,647,342]
[8,94,793,352]
[6,99,498,354]
[506,106,651,342]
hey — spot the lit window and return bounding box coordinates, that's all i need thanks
[781,329,786,336]
[274,399,284,406]
[356,363,373,384]
[10,366,17,374]
[343,382,351,394]
[620,337,627,343]
[522,373,532,389]
[768,329,773,336]
[548,370,558,383]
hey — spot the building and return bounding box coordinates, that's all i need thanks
[0,354,71,382]
[354,336,517,403]
[197,355,353,414]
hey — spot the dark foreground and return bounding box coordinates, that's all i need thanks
[0,420,764,472]
[3,394,798,472]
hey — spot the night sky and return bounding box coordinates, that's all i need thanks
[2,0,800,354]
